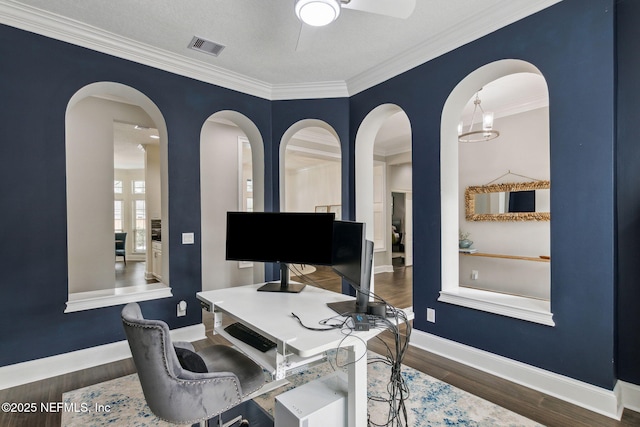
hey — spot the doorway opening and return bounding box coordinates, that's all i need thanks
[355,105,413,309]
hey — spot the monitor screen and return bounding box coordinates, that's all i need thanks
[329,220,374,314]
[331,220,366,287]
[226,211,335,266]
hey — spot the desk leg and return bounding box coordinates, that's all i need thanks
[347,339,367,427]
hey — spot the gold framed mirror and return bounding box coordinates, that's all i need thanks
[465,180,550,221]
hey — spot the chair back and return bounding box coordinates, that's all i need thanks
[121,303,183,420]
[115,232,127,251]
[121,303,244,424]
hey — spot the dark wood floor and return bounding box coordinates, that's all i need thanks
[290,263,413,310]
[2,264,639,427]
[115,260,158,288]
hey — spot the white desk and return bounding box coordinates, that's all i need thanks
[197,284,384,427]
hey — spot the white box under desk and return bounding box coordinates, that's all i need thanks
[275,371,348,427]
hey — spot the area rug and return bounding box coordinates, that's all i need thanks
[62,351,543,426]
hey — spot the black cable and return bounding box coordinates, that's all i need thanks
[290,264,413,426]
[290,312,348,331]
[347,285,411,427]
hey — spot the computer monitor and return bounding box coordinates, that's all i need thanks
[327,220,374,314]
[225,211,335,292]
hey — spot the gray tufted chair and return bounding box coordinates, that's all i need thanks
[121,302,265,426]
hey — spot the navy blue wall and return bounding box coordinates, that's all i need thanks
[1,0,637,390]
[615,0,640,385]
[0,24,272,365]
[351,0,617,388]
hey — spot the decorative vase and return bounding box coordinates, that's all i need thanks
[459,239,473,249]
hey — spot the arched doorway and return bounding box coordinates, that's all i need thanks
[355,105,413,308]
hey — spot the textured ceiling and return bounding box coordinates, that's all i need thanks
[2,0,560,91]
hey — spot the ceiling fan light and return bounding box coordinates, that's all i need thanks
[295,0,340,27]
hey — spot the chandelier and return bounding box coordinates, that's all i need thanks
[458,90,500,143]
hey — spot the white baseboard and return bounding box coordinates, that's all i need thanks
[410,330,629,420]
[374,265,394,274]
[620,381,640,413]
[0,323,205,390]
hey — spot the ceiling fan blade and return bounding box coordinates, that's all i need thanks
[295,23,318,52]
[342,0,416,19]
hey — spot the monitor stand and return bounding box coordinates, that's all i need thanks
[327,300,366,315]
[257,263,306,293]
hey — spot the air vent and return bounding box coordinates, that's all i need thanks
[188,36,225,57]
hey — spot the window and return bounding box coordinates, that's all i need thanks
[114,200,123,232]
[114,180,123,194]
[134,199,146,252]
[133,180,145,194]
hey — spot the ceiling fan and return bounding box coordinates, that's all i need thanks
[294,0,416,49]
[295,0,415,26]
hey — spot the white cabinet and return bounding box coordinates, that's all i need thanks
[152,241,162,280]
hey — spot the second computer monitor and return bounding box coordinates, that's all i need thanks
[329,220,374,314]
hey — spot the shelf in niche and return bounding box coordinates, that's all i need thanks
[460,251,550,263]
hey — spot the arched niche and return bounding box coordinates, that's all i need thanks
[65,82,171,312]
[439,59,553,326]
[354,104,413,300]
[200,110,265,290]
[279,119,341,215]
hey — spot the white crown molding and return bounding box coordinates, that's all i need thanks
[270,81,349,100]
[286,144,341,160]
[462,94,549,124]
[293,128,341,147]
[494,95,548,120]
[373,134,412,157]
[345,0,562,96]
[0,1,276,99]
[411,330,627,420]
[0,0,561,101]
[0,323,205,390]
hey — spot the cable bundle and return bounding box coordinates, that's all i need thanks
[289,264,413,426]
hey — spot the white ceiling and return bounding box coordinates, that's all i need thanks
[0,0,561,99]
[113,121,158,169]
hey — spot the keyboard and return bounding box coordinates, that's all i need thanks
[224,322,277,353]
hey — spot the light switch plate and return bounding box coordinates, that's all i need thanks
[182,232,195,244]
